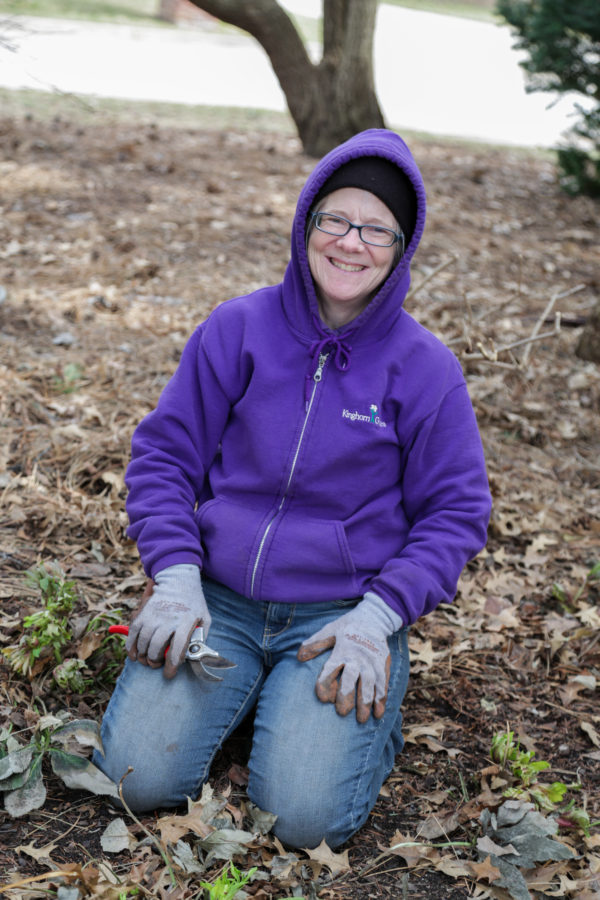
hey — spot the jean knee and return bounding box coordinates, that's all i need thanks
[93,743,184,812]
[248,775,356,850]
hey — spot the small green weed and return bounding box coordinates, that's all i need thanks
[490,728,598,834]
[3,563,125,693]
[552,560,600,612]
[53,657,92,692]
[200,861,257,900]
[84,610,128,689]
[491,728,570,809]
[53,361,85,393]
[3,563,77,678]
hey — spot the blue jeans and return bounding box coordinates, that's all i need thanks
[94,579,410,849]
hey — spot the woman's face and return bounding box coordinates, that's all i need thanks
[307,187,398,329]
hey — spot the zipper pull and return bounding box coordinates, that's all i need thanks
[304,353,328,410]
[313,352,328,383]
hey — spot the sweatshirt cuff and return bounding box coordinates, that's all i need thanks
[149,552,203,580]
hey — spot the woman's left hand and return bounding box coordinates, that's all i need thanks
[297,594,402,723]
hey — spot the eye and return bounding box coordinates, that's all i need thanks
[361,225,396,245]
[320,214,346,229]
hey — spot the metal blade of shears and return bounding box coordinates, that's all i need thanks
[108,624,236,682]
[185,626,237,682]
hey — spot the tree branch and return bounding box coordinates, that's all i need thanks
[521,283,586,365]
[188,0,317,122]
[463,315,563,364]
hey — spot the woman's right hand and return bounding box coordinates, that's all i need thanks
[126,564,210,679]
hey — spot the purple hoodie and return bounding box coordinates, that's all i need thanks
[125,129,491,626]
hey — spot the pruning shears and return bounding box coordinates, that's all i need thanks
[108,624,236,682]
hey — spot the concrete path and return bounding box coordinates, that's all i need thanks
[0,3,582,147]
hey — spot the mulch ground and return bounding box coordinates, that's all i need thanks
[0,108,599,899]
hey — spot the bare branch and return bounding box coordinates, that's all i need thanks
[406,255,458,301]
[521,283,586,365]
[463,314,563,364]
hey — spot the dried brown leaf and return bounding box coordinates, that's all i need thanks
[581,721,600,748]
[468,855,503,883]
[385,831,441,869]
[303,838,351,876]
[100,818,138,853]
[477,835,518,858]
[435,856,472,878]
[14,839,58,865]
[157,809,214,844]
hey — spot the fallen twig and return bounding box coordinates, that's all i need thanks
[575,451,600,472]
[407,255,458,300]
[0,870,78,892]
[118,767,179,887]
[357,838,471,877]
[522,283,586,365]
[463,316,562,364]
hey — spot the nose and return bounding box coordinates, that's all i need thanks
[336,225,364,251]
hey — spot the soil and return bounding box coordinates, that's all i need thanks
[0,109,599,899]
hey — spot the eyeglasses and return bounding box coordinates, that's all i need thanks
[311,211,405,252]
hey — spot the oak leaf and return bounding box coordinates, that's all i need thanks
[386,832,441,869]
[157,809,214,843]
[14,838,58,865]
[303,838,350,876]
[467,854,502,883]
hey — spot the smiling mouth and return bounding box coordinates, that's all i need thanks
[329,258,365,273]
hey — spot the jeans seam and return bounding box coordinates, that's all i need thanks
[347,713,384,834]
[263,606,295,648]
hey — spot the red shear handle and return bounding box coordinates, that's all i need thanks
[109,623,172,658]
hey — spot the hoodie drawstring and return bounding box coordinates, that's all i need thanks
[304,314,356,406]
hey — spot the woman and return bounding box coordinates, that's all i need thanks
[95,128,491,849]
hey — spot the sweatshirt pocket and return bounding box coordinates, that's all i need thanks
[196,498,358,603]
[253,510,359,602]
[195,497,263,594]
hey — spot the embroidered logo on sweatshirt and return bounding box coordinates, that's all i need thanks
[342,404,387,428]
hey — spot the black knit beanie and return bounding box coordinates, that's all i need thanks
[313,156,417,243]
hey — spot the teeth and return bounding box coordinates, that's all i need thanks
[331,259,364,272]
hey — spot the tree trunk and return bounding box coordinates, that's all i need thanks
[186,0,385,156]
[575,298,600,364]
[158,0,176,21]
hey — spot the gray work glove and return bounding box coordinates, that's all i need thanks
[126,564,210,679]
[297,592,403,723]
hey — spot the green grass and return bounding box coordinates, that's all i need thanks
[0,0,160,26]
[1,0,498,27]
[0,0,322,41]
[2,85,550,160]
[0,85,297,133]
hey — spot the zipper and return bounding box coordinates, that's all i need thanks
[250,353,329,599]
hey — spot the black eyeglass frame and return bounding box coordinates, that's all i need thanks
[310,211,405,255]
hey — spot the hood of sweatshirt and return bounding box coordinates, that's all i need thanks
[282,129,427,355]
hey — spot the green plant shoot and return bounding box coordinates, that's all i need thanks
[200,861,257,900]
[2,563,77,677]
